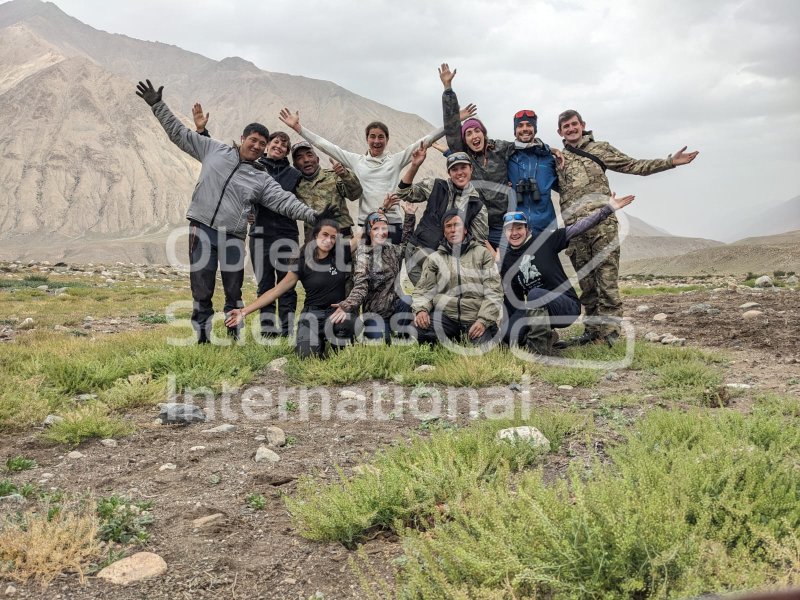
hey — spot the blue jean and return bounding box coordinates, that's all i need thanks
[360,295,413,342]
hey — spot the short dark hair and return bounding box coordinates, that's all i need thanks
[242,122,269,139]
[557,110,584,129]
[364,121,389,139]
[268,131,291,146]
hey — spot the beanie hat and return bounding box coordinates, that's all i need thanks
[460,118,487,141]
[513,109,538,133]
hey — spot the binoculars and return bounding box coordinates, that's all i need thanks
[515,178,541,203]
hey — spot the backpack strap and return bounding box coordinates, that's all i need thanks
[565,145,607,172]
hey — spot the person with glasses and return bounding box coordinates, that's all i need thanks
[389,146,488,285]
[412,209,503,346]
[328,200,417,342]
[225,219,358,358]
[485,193,634,355]
[555,109,699,348]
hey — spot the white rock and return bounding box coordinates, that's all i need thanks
[255,446,280,463]
[266,426,286,447]
[192,513,224,528]
[105,278,116,284]
[339,390,358,399]
[355,394,367,403]
[739,302,761,310]
[96,552,167,585]
[43,414,64,427]
[644,332,661,343]
[189,446,206,452]
[5,584,17,595]
[201,423,236,434]
[497,426,551,451]
[254,435,266,442]
[414,364,435,372]
[17,318,35,330]
[66,451,85,459]
[159,463,177,471]
[40,472,54,479]
[787,275,798,285]
[652,313,668,322]
[754,275,773,288]
[635,305,650,313]
[557,385,573,390]
[100,438,118,448]
[726,383,752,390]
[742,310,764,320]
[268,357,288,372]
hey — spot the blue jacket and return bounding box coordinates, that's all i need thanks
[507,141,558,233]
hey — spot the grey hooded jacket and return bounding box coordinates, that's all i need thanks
[151,101,317,239]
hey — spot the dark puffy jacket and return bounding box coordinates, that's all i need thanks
[443,89,515,230]
[251,157,302,239]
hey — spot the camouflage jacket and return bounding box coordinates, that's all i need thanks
[558,131,674,223]
[443,89,515,229]
[296,168,362,236]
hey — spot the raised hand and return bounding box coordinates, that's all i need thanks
[608,192,635,211]
[438,63,457,89]
[484,240,500,262]
[459,103,478,122]
[328,304,349,325]
[315,203,341,223]
[278,108,301,132]
[431,141,449,155]
[224,308,244,328]
[135,79,163,107]
[410,141,427,167]
[672,146,699,166]
[192,103,209,132]
[329,158,346,177]
[383,193,400,211]
[401,201,416,215]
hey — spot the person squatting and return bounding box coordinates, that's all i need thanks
[136,63,697,358]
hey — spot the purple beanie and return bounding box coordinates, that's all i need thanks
[460,118,487,141]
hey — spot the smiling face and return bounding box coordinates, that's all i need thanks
[293,148,320,175]
[370,219,390,245]
[504,222,529,247]
[443,215,466,245]
[515,120,536,143]
[558,115,586,146]
[463,126,485,153]
[315,225,338,254]
[265,135,289,160]
[448,163,473,189]
[239,132,268,161]
[366,127,388,157]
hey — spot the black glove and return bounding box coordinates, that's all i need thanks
[314,203,341,223]
[136,79,163,107]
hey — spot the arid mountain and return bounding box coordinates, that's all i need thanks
[729,196,800,241]
[618,215,723,263]
[0,0,444,256]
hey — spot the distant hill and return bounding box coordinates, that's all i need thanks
[729,195,800,241]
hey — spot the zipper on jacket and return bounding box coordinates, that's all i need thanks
[209,161,244,228]
[456,254,462,324]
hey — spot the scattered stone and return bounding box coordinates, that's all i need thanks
[5,584,17,595]
[201,423,236,434]
[40,472,54,479]
[76,393,98,402]
[739,302,761,310]
[54,324,70,332]
[96,552,167,585]
[66,451,85,459]
[43,414,64,427]
[687,303,712,314]
[660,335,686,346]
[726,383,752,390]
[0,494,25,505]
[754,275,773,288]
[508,382,522,392]
[497,426,551,451]
[100,438,118,448]
[266,426,286,447]
[339,390,358,399]
[254,435,266,442]
[787,275,799,285]
[192,513,224,529]
[17,318,35,330]
[742,310,764,320]
[255,446,281,464]
[605,372,620,381]
[414,364,435,373]
[635,305,650,313]
[355,394,367,403]
[36,285,48,291]
[158,403,206,425]
[557,385,573,390]
[189,446,206,452]
[652,313,668,322]
[268,357,288,372]
[644,332,663,343]
[84,316,94,322]
[158,463,177,471]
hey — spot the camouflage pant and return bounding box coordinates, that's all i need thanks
[566,216,621,337]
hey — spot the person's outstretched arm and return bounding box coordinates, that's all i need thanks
[598,141,698,175]
[438,63,477,156]
[279,108,361,170]
[225,272,300,327]
[563,193,635,244]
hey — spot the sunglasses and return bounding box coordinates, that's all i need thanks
[366,213,389,225]
[503,212,528,224]
[514,109,537,119]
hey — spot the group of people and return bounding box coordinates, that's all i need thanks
[136,64,697,358]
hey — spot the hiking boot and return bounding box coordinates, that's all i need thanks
[524,307,552,355]
[601,331,620,347]
[552,330,599,349]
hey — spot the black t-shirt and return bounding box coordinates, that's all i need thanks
[499,228,579,307]
[295,244,352,308]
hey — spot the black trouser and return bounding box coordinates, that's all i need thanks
[189,221,245,343]
[415,312,497,345]
[295,306,355,359]
[248,235,298,337]
[503,287,581,345]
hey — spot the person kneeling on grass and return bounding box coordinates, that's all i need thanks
[411,209,503,346]
[225,220,359,358]
[328,198,417,342]
[487,192,634,355]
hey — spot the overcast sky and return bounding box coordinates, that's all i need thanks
[50,0,800,241]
